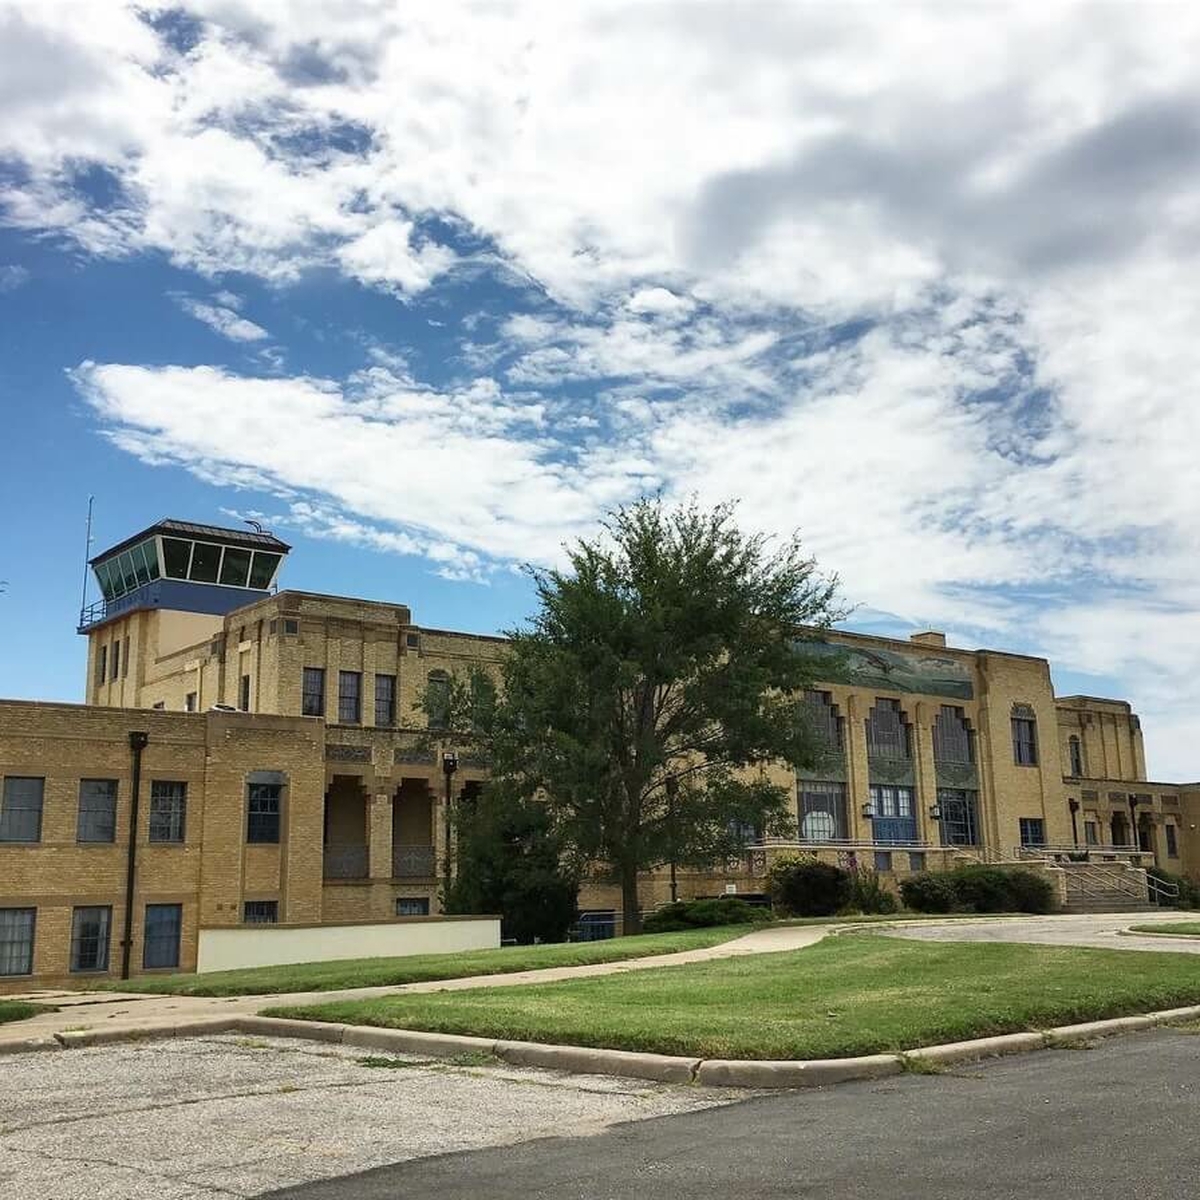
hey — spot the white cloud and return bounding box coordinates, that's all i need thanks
[175,295,269,341]
[3,2,1200,775]
[0,264,29,291]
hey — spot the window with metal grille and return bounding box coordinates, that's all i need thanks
[0,908,35,976]
[110,638,120,681]
[239,674,251,711]
[148,781,186,843]
[70,906,111,972]
[426,671,450,729]
[1068,735,1084,776]
[0,777,44,842]
[932,706,973,763]
[302,667,325,716]
[1019,817,1046,847]
[95,644,107,685]
[77,779,117,843]
[143,904,182,969]
[803,691,843,750]
[1166,824,1179,858]
[936,788,979,845]
[375,674,396,726]
[866,699,910,759]
[870,784,914,818]
[338,671,362,724]
[243,900,279,924]
[396,897,430,917]
[1084,820,1099,846]
[1011,707,1038,765]
[798,780,848,841]
[247,782,281,843]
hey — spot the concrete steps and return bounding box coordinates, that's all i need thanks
[1061,898,1158,914]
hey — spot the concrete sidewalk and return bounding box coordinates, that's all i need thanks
[1,923,828,1048]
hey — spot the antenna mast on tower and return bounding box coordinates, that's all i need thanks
[79,496,95,619]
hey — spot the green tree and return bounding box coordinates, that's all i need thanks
[425,497,842,935]
[443,786,579,943]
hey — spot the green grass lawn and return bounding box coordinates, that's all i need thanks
[1128,922,1200,937]
[268,934,1200,1060]
[0,1000,48,1025]
[107,924,763,997]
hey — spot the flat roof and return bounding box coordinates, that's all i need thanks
[92,518,291,564]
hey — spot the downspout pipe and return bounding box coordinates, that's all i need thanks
[121,730,149,980]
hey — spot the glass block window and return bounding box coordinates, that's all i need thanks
[247,782,281,843]
[937,788,979,846]
[802,691,843,750]
[70,906,111,972]
[426,671,450,729]
[1166,824,1179,858]
[77,779,118,843]
[1019,817,1046,847]
[0,777,44,842]
[243,900,279,924]
[1012,706,1039,766]
[866,698,910,759]
[302,667,325,717]
[1068,735,1085,777]
[143,903,182,969]
[148,781,186,843]
[0,908,35,976]
[374,674,396,726]
[932,706,973,763]
[396,897,431,917]
[338,671,362,724]
[798,780,848,841]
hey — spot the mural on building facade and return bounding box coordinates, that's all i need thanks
[797,638,975,700]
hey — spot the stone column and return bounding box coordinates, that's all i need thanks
[845,694,870,840]
[368,788,393,880]
[912,702,937,844]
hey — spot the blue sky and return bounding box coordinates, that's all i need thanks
[2,3,1200,779]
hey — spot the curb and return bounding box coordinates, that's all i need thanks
[5,1005,1200,1084]
[1117,928,1200,941]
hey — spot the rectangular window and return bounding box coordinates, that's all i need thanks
[185,692,197,713]
[243,900,279,924]
[1166,824,1179,858]
[283,619,299,635]
[870,784,914,819]
[396,897,430,917]
[110,639,120,681]
[96,644,107,685]
[1019,817,1046,847]
[874,851,893,872]
[70,906,111,972]
[302,667,325,717]
[0,908,35,976]
[374,674,396,726]
[143,903,182,969]
[77,779,118,843]
[1012,716,1039,766]
[908,852,926,872]
[148,781,186,843]
[937,788,979,847]
[0,777,44,842]
[123,636,130,677]
[1084,820,1099,846]
[247,782,282,843]
[338,671,362,724]
[239,674,251,712]
[797,780,848,841]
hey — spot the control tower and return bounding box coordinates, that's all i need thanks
[79,518,290,706]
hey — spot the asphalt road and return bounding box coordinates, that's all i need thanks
[265,1027,1200,1200]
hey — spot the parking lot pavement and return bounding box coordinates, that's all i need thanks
[264,1027,1200,1200]
[0,1036,746,1200]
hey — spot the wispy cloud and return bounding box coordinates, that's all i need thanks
[175,294,269,342]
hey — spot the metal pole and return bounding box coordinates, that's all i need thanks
[79,495,94,619]
[121,731,148,980]
[1068,798,1080,848]
[441,751,458,904]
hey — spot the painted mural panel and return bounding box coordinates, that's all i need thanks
[797,638,975,700]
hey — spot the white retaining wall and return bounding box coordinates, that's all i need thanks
[196,917,502,973]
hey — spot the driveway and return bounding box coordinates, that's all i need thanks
[261,1027,1200,1200]
[879,909,1200,953]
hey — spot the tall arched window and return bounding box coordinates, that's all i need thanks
[1068,735,1084,777]
[933,705,974,764]
[866,698,910,759]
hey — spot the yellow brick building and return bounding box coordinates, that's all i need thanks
[1,518,1196,986]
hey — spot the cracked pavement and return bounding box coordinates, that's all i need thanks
[0,1035,747,1199]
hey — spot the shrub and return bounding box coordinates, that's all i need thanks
[846,868,898,915]
[767,855,852,917]
[643,897,766,934]
[899,872,958,913]
[900,867,1053,914]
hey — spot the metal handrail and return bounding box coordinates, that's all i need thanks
[756,837,935,851]
[1148,874,1181,906]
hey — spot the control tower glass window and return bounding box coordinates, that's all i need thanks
[249,553,281,589]
[219,547,252,587]
[189,541,221,583]
[94,538,162,602]
[162,538,191,579]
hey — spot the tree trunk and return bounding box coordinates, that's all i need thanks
[620,860,642,936]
